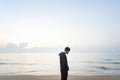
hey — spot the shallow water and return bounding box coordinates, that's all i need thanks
[0,52,120,75]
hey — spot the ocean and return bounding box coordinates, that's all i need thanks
[0,52,120,75]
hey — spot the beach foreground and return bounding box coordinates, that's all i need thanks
[0,75,120,80]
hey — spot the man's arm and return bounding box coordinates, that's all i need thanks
[61,54,69,71]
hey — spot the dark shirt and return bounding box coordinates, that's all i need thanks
[59,52,69,72]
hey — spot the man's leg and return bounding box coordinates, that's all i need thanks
[61,71,68,80]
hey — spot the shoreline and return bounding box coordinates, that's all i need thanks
[0,75,120,80]
[1,73,120,76]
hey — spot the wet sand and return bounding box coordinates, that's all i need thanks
[0,75,120,80]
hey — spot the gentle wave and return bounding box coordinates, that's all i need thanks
[0,62,45,65]
[81,61,120,64]
[95,66,120,70]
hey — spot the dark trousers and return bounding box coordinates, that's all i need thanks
[61,71,68,80]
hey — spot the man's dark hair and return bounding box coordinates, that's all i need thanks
[64,47,70,51]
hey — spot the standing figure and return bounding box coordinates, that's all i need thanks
[59,47,70,80]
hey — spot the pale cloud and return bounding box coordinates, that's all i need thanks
[0,42,119,53]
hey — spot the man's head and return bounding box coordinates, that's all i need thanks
[64,47,70,54]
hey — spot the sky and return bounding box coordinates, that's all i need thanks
[0,0,120,51]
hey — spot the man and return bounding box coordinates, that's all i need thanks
[59,47,70,80]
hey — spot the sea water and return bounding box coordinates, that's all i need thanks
[0,52,120,75]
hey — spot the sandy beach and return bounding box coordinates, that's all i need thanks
[0,75,120,80]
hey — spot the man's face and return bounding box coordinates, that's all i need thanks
[65,51,70,54]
